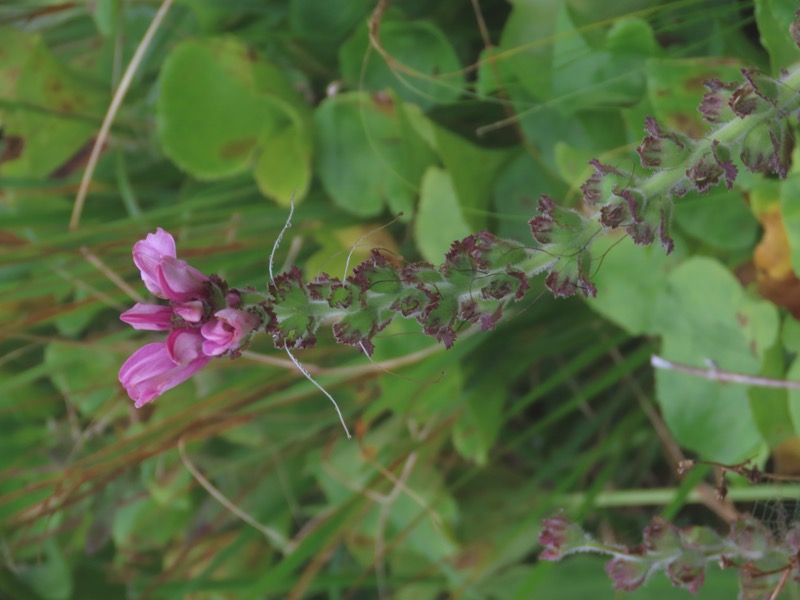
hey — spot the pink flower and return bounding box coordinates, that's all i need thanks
[200,308,260,356]
[119,330,211,408]
[120,229,260,406]
[132,228,208,302]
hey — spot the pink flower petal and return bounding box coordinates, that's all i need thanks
[157,256,209,302]
[200,308,259,356]
[120,303,173,331]
[173,300,205,323]
[200,318,233,356]
[167,329,205,365]
[132,228,177,298]
[119,341,210,408]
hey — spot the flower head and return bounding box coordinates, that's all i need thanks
[119,229,260,407]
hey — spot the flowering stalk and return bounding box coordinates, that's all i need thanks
[120,44,799,406]
[531,64,800,298]
[539,513,800,598]
[256,233,551,352]
[119,230,553,404]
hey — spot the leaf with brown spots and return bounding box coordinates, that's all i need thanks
[754,205,800,319]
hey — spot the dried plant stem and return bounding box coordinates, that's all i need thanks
[80,246,144,303]
[69,0,174,231]
[651,355,800,390]
[177,436,289,551]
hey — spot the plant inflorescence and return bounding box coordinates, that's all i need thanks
[115,12,800,598]
[121,31,800,407]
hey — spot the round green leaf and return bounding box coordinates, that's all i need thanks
[589,233,684,336]
[254,101,312,206]
[653,257,779,462]
[314,92,436,217]
[674,191,759,251]
[157,36,311,204]
[158,38,276,178]
[402,103,515,231]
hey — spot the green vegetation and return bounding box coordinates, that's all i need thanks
[1,1,799,598]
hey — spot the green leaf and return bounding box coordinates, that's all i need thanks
[340,19,464,110]
[492,151,567,240]
[551,8,651,112]
[754,0,800,72]
[112,493,192,550]
[289,0,370,39]
[605,17,658,56]
[53,286,108,338]
[498,0,560,101]
[674,190,759,252]
[3,38,105,177]
[403,103,515,230]
[314,92,436,217]
[653,257,779,461]
[749,339,794,449]
[415,166,472,263]
[365,351,464,423]
[157,37,311,203]
[476,46,515,98]
[0,25,38,103]
[44,341,119,417]
[452,381,505,466]
[779,174,800,277]
[253,113,312,205]
[785,356,800,436]
[385,467,459,562]
[783,315,800,354]
[157,38,268,177]
[89,0,119,37]
[588,233,684,336]
[15,539,72,600]
[554,141,596,186]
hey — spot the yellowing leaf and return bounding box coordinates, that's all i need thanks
[754,205,800,318]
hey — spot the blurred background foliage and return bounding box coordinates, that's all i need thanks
[1,0,799,598]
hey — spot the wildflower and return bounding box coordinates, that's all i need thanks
[119,331,211,408]
[119,229,260,406]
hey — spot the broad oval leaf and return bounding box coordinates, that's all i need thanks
[157,37,311,204]
[314,92,436,217]
[653,257,779,462]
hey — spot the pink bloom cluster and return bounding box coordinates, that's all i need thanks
[119,229,259,407]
